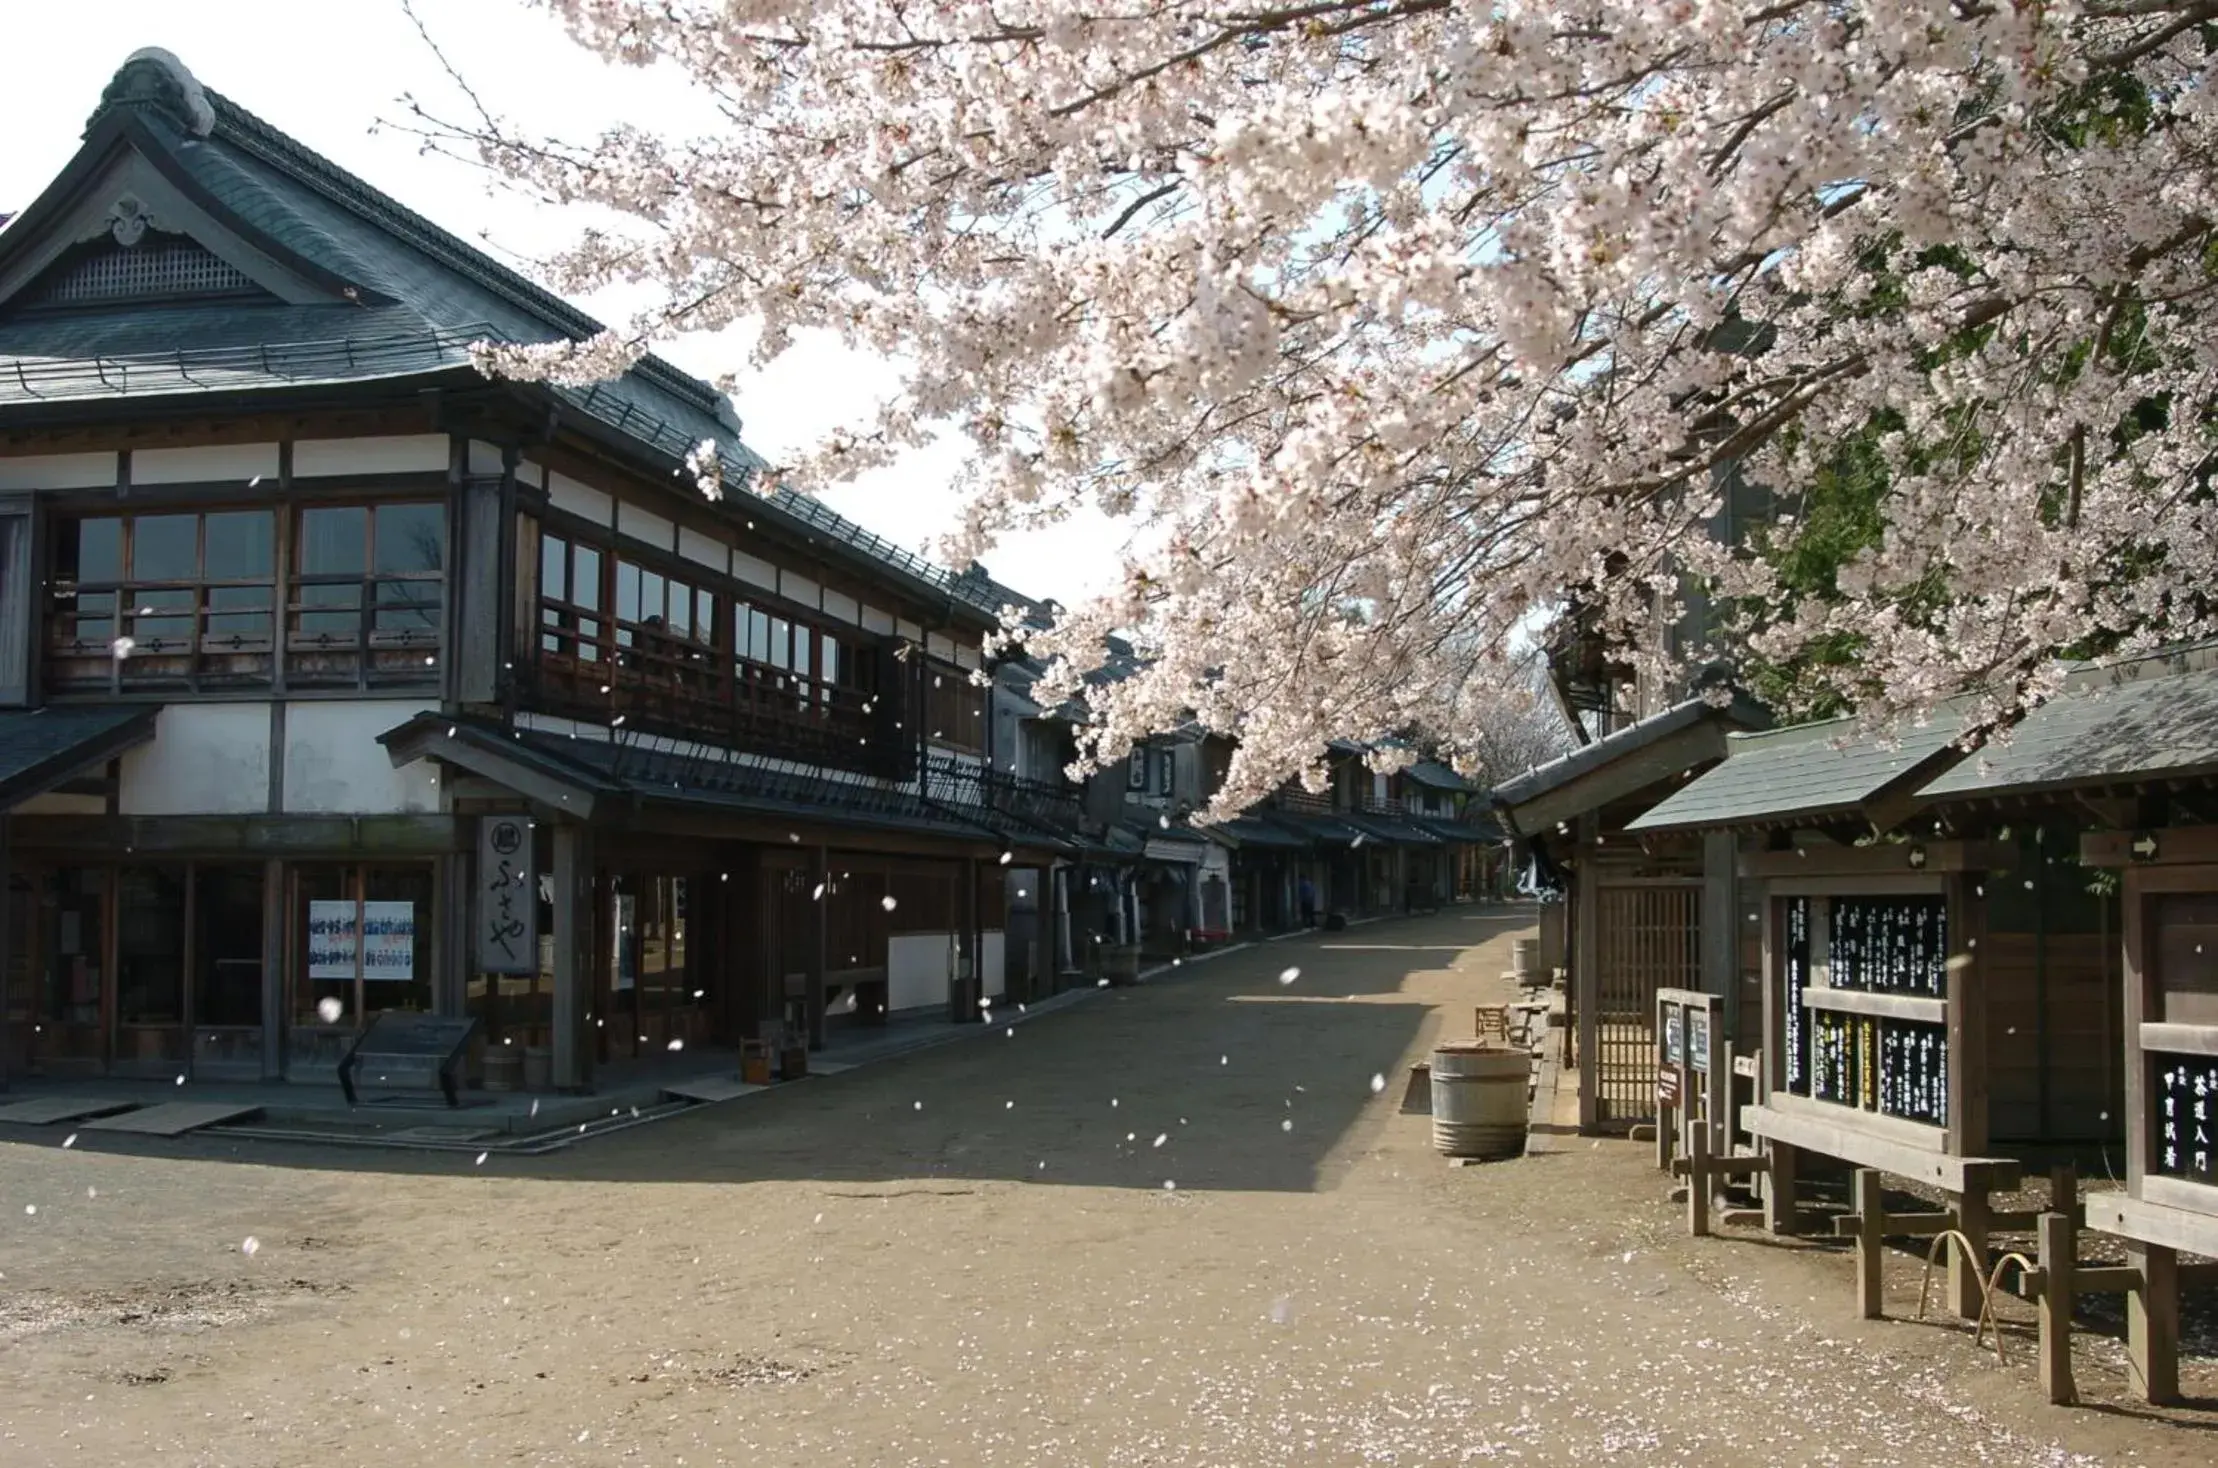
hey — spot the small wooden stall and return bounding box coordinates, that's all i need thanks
[1491,694,1767,1133]
[1628,717,2047,1319]
[2078,825,2218,1403]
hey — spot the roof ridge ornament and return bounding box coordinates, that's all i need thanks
[87,48,215,140]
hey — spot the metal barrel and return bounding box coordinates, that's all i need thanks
[1430,1041,1528,1158]
[1509,937,1539,982]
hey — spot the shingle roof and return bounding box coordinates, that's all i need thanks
[0,704,159,809]
[0,53,1028,624]
[1917,659,2218,801]
[1403,760,1477,793]
[1625,714,1965,833]
[1490,692,1770,831]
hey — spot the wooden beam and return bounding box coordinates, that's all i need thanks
[1573,817,1600,1133]
[1738,841,2000,881]
[2084,824,2218,868]
[1802,987,1948,1024]
[1743,1102,2021,1193]
[1832,1210,1953,1238]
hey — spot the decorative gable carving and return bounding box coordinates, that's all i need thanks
[19,228,271,310]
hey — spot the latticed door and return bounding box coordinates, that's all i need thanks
[1594,883,1701,1126]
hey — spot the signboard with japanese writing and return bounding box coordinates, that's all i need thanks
[361,901,415,982]
[307,899,358,980]
[2154,1053,2218,1186]
[1688,1008,1712,1073]
[1657,1066,1681,1108]
[474,815,538,974]
[1663,1007,1684,1066]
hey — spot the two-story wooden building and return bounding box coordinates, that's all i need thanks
[0,50,1065,1094]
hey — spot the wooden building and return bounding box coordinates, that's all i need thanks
[1492,694,1769,1131]
[0,51,1072,1094]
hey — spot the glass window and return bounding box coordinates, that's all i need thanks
[131,514,198,581]
[298,506,367,574]
[116,865,188,1027]
[571,544,602,610]
[540,532,569,602]
[374,503,443,575]
[194,863,265,1028]
[616,560,643,623]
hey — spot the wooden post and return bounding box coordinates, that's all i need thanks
[1573,815,1600,1133]
[0,812,11,1090]
[2049,1162,2078,1218]
[2036,1210,2077,1406]
[2126,1240,2180,1405]
[551,823,593,1092]
[1950,1168,1993,1323]
[1764,1141,1800,1235]
[1686,1123,1711,1238]
[260,857,286,1080]
[1701,832,1737,1032]
[1852,1168,1885,1320]
[808,846,829,1050]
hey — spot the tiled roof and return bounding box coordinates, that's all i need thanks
[1626,714,1965,833]
[1917,659,2218,801]
[0,55,1026,623]
[0,704,159,809]
[1403,760,1477,793]
[1490,692,1770,815]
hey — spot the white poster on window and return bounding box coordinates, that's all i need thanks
[307,899,359,980]
[361,900,416,982]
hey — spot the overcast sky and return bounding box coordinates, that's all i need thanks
[0,0,1127,605]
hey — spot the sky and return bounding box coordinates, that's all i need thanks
[0,0,1128,606]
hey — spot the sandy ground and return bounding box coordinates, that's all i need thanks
[2,907,2214,1467]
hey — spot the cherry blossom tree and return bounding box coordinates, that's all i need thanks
[443,1,2218,811]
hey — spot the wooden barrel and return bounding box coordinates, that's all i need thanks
[1430,1041,1528,1158]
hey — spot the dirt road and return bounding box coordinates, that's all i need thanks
[1,908,2209,1465]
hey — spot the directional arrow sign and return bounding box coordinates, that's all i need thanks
[2130,831,2161,862]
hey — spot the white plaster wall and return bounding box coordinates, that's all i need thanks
[983,931,1006,999]
[897,619,923,642]
[618,501,675,551]
[0,452,116,491]
[732,550,777,590]
[860,605,894,634]
[294,435,449,478]
[133,443,279,485]
[821,588,860,624]
[468,441,505,475]
[780,571,820,609]
[118,704,272,815]
[926,632,956,660]
[283,701,442,814]
[548,472,613,525]
[678,526,728,573]
[888,933,952,1013]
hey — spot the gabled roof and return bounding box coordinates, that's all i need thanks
[1916,652,2218,803]
[1403,759,1476,793]
[1626,713,1965,835]
[0,50,1022,627]
[0,704,159,810]
[1491,692,1770,837]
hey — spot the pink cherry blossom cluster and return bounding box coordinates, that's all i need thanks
[457,1,2218,810]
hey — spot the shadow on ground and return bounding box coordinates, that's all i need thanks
[5,908,1537,1195]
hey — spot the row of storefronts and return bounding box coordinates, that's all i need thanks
[0,52,1505,1095]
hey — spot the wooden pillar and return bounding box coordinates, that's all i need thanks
[1764,1140,1800,1235]
[260,857,286,1080]
[1951,1168,1994,1323]
[808,846,828,1051]
[1573,815,1600,1133]
[1686,1124,1711,1237]
[551,823,594,1092]
[1945,872,1989,1320]
[1700,832,1737,1023]
[2036,1210,2077,1405]
[2126,1240,2180,1405]
[0,813,12,1090]
[1852,1168,1885,1320]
